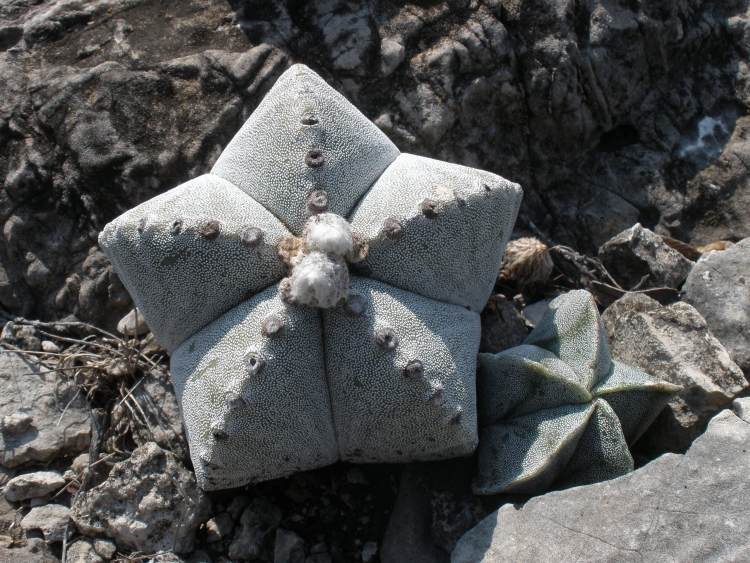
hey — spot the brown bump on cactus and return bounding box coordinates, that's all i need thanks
[403,360,424,379]
[201,220,221,240]
[375,327,399,351]
[343,293,367,317]
[305,148,325,168]
[212,428,229,441]
[306,190,329,214]
[261,315,285,339]
[240,226,264,249]
[225,392,245,411]
[429,387,445,406]
[381,217,403,240]
[455,191,468,208]
[243,352,265,377]
[301,112,319,125]
[277,236,306,267]
[137,217,147,234]
[420,200,439,218]
[170,219,183,235]
[278,277,294,302]
[448,407,463,425]
[347,233,369,263]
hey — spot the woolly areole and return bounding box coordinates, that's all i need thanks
[99,64,523,490]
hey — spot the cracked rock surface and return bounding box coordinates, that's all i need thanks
[69,442,211,554]
[452,408,750,563]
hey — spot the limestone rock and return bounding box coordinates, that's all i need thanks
[69,442,210,553]
[4,471,65,501]
[205,512,233,543]
[683,237,750,374]
[66,539,104,563]
[733,397,750,423]
[0,354,89,468]
[602,293,748,452]
[94,538,117,560]
[452,409,750,562]
[0,538,59,563]
[21,504,70,543]
[598,223,694,290]
[116,308,150,336]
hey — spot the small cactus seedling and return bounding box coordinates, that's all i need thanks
[99,64,523,490]
[473,290,680,495]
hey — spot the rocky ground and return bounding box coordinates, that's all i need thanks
[1,0,750,562]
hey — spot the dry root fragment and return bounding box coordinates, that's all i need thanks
[499,237,553,290]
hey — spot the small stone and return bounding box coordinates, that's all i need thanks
[205,512,234,543]
[346,467,368,485]
[226,495,251,521]
[21,504,70,543]
[361,541,378,562]
[598,223,694,290]
[117,308,150,336]
[521,297,555,328]
[309,542,328,554]
[93,538,117,560]
[306,555,332,563]
[4,471,65,501]
[274,528,305,563]
[228,498,282,560]
[40,340,61,353]
[70,452,90,475]
[67,539,103,563]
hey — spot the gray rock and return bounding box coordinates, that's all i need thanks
[4,470,65,501]
[381,466,450,563]
[128,367,188,460]
[598,223,695,290]
[21,503,70,543]
[70,442,210,553]
[361,541,378,562]
[0,537,59,563]
[274,528,305,563]
[479,295,528,353]
[117,307,150,336]
[306,555,332,563]
[430,491,484,554]
[228,498,282,561]
[93,538,117,560]
[733,397,750,423]
[66,539,104,563]
[0,353,90,467]
[683,237,750,374]
[205,512,234,543]
[520,298,553,328]
[602,292,747,452]
[452,409,750,562]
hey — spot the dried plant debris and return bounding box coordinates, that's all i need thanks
[498,237,553,292]
[473,290,680,496]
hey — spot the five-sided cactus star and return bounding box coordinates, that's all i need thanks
[473,290,681,496]
[99,64,523,490]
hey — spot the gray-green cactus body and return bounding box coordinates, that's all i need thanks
[474,290,680,496]
[99,64,522,490]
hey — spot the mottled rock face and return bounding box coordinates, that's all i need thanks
[474,290,680,496]
[602,292,747,453]
[682,237,750,375]
[100,64,522,490]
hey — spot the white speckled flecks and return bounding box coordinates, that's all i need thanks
[348,153,522,312]
[473,403,596,495]
[322,276,480,463]
[211,64,400,234]
[98,174,290,354]
[524,290,611,389]
[476,344,591,427]
[170,284,338,491]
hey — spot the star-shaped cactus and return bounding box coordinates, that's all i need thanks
[473,290,680,496]
[99,64,522,490]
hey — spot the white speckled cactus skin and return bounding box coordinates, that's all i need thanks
[99,64,522,490]
[473,290,681,496]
